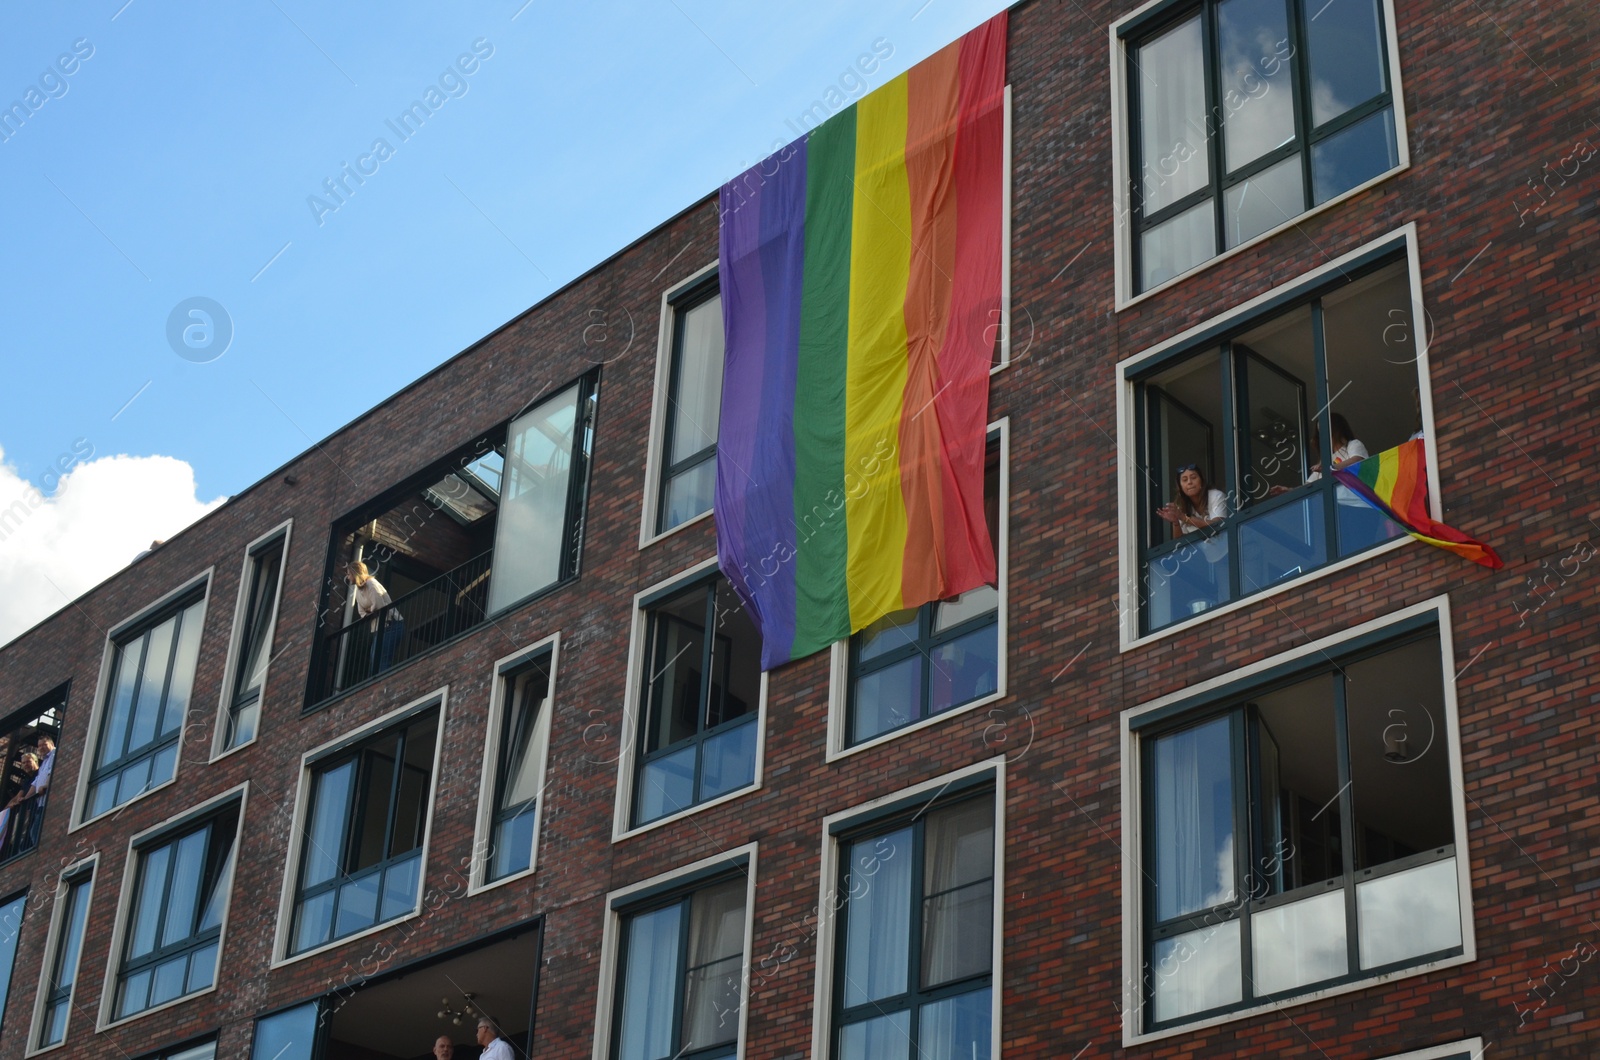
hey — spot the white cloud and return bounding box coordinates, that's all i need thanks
[0,446,227,648]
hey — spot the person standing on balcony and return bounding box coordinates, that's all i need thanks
[347,560,406,674]
[476,1016,513,1060]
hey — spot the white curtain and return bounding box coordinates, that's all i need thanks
[922,799,994,988]
[618,904,682,1060]
[1151,717,1235,921]
[843,827,913,1007]
[681,879,746,1049]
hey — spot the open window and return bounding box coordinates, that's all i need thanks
[1127,622,1465,1033]
[286,705,440,957]
[0,684,64,864]
[842,429,1003,748]
[86,587,207,820]
[1116,0,1404,295]
[309,373,597,705]
[476,643,555,887]
[220,526,289,752]
[1130,254,1425,634]
[627,572,763,831]
[111,800,240,1022]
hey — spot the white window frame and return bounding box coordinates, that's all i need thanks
[639,260,721,549]
[809,756,1006,1060]
[212,520,292,761]
[640,87,1016,549]
[270,688,448,967]
[96,782,248,1031]
[825,417,1010,761]
[590,842,758,1060]
[1115,224,1440,650]
[1108,0,1412,310]
[25,852,98,1057]
[71,569,214,831]
[469,632,559,894]
[612,557,769,841]
[1118,594,1475,1046]
[1379,1040,1486,1060]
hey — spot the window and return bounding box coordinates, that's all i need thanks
[654,274,724,535]
[1121,0,1401,293]
[830,791,996,1060]
[846,434,1002,746]
[289,708,438,955]
[632,575,761,828]
[610,870,748,1060]
[1131,628,1464,1031]
[223,532,287,751]
[137,1039,217,1060]
[88,591,206,819]
[37,866,93,1048]
[0,684,65,864]
[251,1001,320,1060]
[0,892,25,1034]
[310,374,596,704]
[482,651,552,883]
[114,804,240,1020]
[1131,255,1423,634]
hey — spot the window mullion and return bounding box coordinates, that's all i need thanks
[379,730,407,863]
[1230,708,1255,1001]
[673,895,692,1056]
[1310,299,1340,551]
[1332,670,1360,975]
[907,819,927,1046]
[1201,0,1226,258]
[1286,0,1314,211]
[1219,341,1241,602]
[918,605,936,723]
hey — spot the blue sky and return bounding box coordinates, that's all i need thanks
[0,0,1008,500]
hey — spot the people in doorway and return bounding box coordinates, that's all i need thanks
[1157,464,1228,537]
[432,1035,455,1059]
[476,1016,513,1060]
[347,560,405,674]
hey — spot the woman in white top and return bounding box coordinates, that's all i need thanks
[1308,413,1368,480]
[347,560,405,673]
[1158,464,1228,537]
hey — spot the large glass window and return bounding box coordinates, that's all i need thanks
[488,376,599,612]
[1133,257,1421,633]
[1135,632,1462,1030]
[1123,0,1400,292]
[251,1001,320,1060]
[832,791,995,1060]
[37,866,93,1048]
[115,805,240,1019]
[486,656,551,882]
[633,577,761,828]
[224,534,286,750]
[612,873,747,1060]
[656,277,724,534]
[848,436,1001,745]
[89,592,206,819]
[290,709,438,955]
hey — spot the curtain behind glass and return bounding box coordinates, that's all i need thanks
[682,878,746,1050]
[619,904,683,1060]
[488,384,579,613]
[922,798,994,988]
[1152,717,1236,921]
[843,827,913,1006]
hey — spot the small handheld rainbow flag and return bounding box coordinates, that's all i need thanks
[1333,439,1503,569]
[715,13,1007,669]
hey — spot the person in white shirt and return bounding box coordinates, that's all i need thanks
[476,1017,513,1060]
[346,560,406,673]
[1157,464,1228,536]
[1307,414,1369,481]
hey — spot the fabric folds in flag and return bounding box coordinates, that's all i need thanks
[716,13,1007,669]
[1332,439,1504,569]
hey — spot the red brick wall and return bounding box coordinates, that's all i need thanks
[0,0,1596,1056]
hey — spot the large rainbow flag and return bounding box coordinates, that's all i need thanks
[716,13,1007,669]
[1333,439,1503,569]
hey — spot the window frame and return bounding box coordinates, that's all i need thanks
[272,691,447,967]
[591,844,757,1060]
[827,418,1009,759]
[1108,0,1411,308]
[809,759,1005,1060]
[611,558,769,841]
[72,571,213,830]
[641,261,722,548]
[27,854,96,1056]
[214,520,292,760]
[1115,225,1439,650]
[133,1036,220,1060]
[470,634,559,894]
[1117,596,1475,1045]
[99,785,247,1030]
[0,887,28,1037]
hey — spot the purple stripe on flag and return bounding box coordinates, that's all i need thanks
[716,138,807,662]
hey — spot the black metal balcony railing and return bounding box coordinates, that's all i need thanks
[0,788,46,865]
[313,550,494,702]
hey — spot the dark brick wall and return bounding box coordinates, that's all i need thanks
[0,0,1596,1056]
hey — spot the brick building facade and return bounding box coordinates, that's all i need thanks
[0,0,1595,1057]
